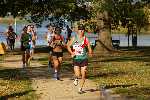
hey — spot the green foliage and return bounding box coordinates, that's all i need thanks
[0,0,91,25]
[92,0,149,32]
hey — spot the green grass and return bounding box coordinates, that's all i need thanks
[0,68,37,100]
[88,53,150,100]
[37,50,150,100]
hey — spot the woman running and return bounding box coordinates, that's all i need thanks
[50,27,65,80]
[20,26,31,68]
[67,24,92,94]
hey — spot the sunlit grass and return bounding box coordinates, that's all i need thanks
[0,69,36,100]
[88,54,150,100]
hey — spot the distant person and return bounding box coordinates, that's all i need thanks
[66,25,72,42]
[67,24,92,94]
[5,26,17,50]
[50,27,65,80]
[45,25,55,71]
[20,26,32,68]
[30,25,37,59]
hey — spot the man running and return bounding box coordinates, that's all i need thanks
[67,24,92,94]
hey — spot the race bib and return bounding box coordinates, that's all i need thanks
[73,44,84,56]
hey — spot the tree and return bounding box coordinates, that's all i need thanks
[0,0,149,51]
[91,0,149,51]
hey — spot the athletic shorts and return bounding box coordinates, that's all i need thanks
[52,52,63,58]
[73,59,88,67]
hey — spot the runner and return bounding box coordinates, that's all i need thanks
[45,25,55,71]
[30,25,37,59]
[67,24,92,94]
[20,25,31,68]
[50,27,65,80]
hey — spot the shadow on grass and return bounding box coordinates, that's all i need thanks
[89,55,150,63]
[116,86,150,100]
[0,61,73,80]
[88,71,127,79]
[0,90,35,99]
[0,69,29,80]
[103,84,137,89]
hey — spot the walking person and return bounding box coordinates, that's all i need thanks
[50,27,65,80]
[67,24,92,94]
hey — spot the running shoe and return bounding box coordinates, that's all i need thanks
[56,77,60,80]
[78,88,85,94]
[73,79,78,86]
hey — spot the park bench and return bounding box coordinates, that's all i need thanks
[112,40,120,49]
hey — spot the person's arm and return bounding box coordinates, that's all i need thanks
[67,37,75,57]
[14,32,17,39]
[87,38,93,57]
[49,34,55,45]
[60,35,66,47]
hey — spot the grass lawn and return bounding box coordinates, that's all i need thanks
[88,51,150,100]
[0,55,36,100]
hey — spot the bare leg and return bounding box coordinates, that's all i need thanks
[74,66,80,79]
[52,56,60,80]
[80,66,87,89]
[22,52,25,64]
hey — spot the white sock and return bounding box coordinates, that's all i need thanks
[54,70,57,73]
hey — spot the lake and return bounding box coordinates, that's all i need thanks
[0,23,150,47]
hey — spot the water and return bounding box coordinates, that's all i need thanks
[112,34,150,46]
[1,23,150,47]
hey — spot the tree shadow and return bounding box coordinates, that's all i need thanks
[0,69,29,80]
[0,90,35,100]
[88,71,127,79]
[85,88,100,92]
[103,84,137,89]
[89,54,150,63]
[0,61,74,80]
[118,86,150,100]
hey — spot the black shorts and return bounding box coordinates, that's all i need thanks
[9,39,15,44]
[48,46,53,51]
[21,42,30,51]
[73,59,88,67]
[52,52,63,58]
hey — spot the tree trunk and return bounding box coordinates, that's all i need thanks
[95,11,113,54]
